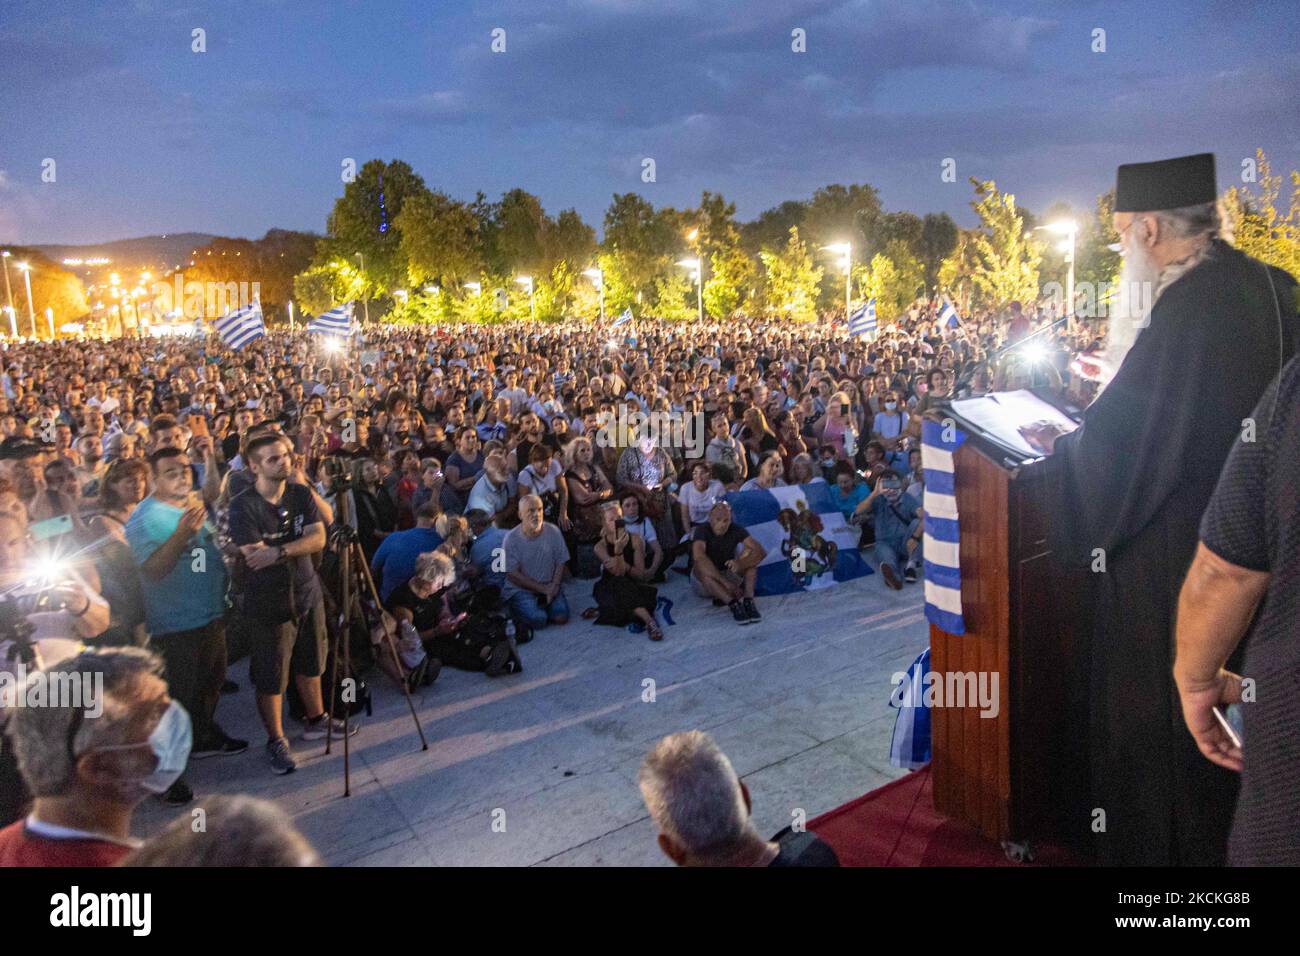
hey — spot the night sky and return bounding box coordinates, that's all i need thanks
[2,0,1297,244]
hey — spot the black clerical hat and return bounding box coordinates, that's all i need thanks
[1115,153,1217,212]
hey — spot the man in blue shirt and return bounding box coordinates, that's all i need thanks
[371,500,443,602]
[126,448,246,803]
[468,508,509,590]
[852,469,922,590]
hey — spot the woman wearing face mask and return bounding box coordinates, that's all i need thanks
[871,389,910,471]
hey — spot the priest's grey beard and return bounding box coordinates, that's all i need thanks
[1107,230,1211,368]
[1107,234,1161,365]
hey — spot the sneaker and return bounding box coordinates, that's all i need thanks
[157,779,193,806]
[191,734,249,759]
[484,642,514,677]
[300,712,359,741]
[267,736,297,775]
[743,597,762,623]
[729,600,751,625]
[881,564,903,590]
[903,566,917,584]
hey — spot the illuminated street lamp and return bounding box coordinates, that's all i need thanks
[515,275,535,319]
[583,267,604,322]
[16,261,36,337]
[0,251,15,335]
[1037,220,1078,328]
[822,243,851,323]
[676,258,703,323]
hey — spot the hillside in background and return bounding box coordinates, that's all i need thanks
[25,233,218,275]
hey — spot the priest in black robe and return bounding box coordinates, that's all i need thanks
[1024,153,1299,865]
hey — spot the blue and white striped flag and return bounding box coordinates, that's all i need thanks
[939,297,960,329]
[848,298,877,336]
[611,308,633,328]
[213,299,265,350]
[722,481,872,594]
[921,418,966,634]
[307,302,355,336]
[889,647,932,770]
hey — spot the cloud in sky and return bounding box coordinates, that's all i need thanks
[0,0,1296,243]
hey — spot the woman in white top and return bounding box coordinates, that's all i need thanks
[517,443,569,530]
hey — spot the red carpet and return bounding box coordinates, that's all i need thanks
[809,765,1080,866]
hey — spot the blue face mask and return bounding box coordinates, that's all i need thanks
[93,700,192,794]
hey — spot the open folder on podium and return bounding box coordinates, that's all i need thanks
[948,389,1079,462]
[926,389,1090,855]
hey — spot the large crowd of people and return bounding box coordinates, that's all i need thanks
[0,298,1094,864]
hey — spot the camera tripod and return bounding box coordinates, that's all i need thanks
[323,481,429,797]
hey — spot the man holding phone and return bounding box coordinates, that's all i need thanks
[853,469,922,589]
[126,447,243,805]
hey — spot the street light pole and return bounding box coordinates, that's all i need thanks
[516,276,535,320]
[353,252,371,325]
[583,268,605,322]
[0,252,15,336]
[18,263,36,338]
[822,243,851,322]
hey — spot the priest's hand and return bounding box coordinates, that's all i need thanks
[1018,420,1066,456]
[1175,669,1245,773]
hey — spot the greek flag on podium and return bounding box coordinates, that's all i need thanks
[611,308,633,328]
[213,299,265,350]
[921,417,966,634]
[307,302,355,336]
[847,298,877,336]
[889,647,932,770]
[939,297,960,329]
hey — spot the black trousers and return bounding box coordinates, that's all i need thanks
[152,617,229,748]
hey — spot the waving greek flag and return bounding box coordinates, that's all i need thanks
[611,308,633,328]
[213,299,265,350]
[722,481,872,595]
[889,647,932,770]
[939,297,960,329]
[307,302,355,336]
[921,417,966,634]
[847,298,877,337]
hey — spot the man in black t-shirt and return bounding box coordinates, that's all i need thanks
[691,501,766,625]
[1175,355,1300,866]
[227,433,355,775]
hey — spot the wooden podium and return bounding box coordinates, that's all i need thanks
[928,409,1092,853]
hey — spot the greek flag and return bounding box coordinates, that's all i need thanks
[921,418,966,634]
[722,481,872,595]
[213,299,265,350]
[611,308,633,328]
[939,297,960,329]
[889,647,932,770]
[848,298,877,336]
[307,302,355,336]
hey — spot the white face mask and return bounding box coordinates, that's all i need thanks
[91,700,192,794]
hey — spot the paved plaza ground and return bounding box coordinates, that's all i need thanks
[136,566,927,866]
